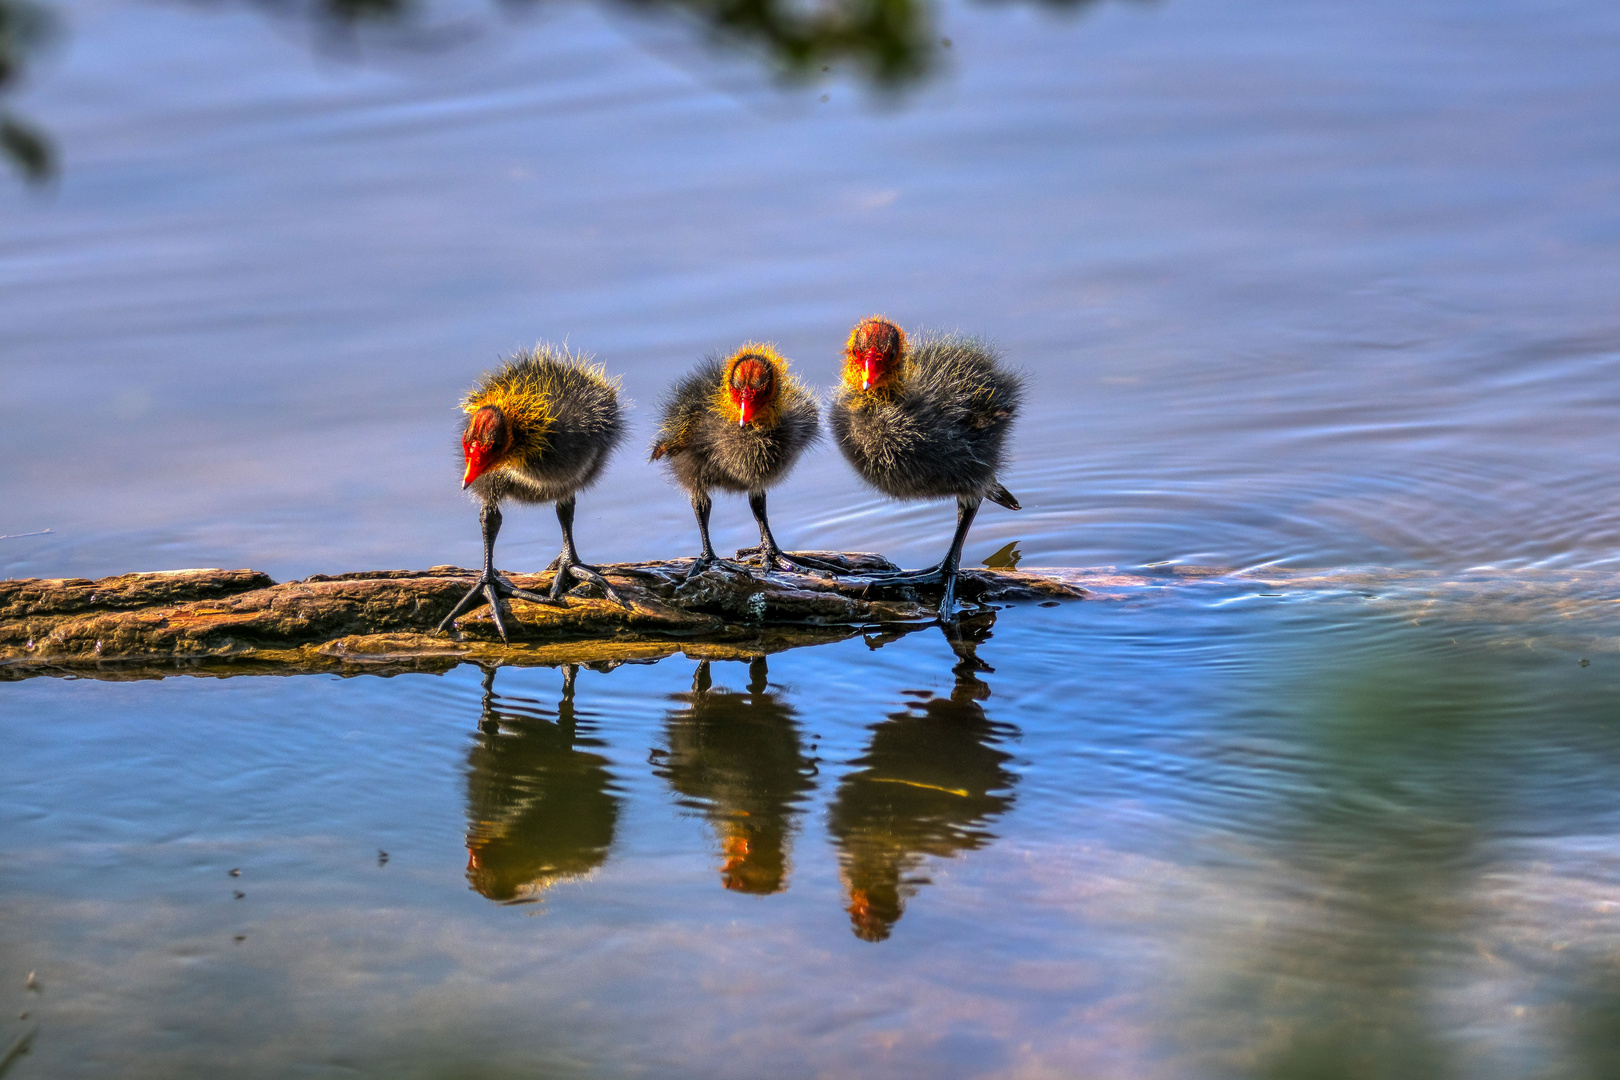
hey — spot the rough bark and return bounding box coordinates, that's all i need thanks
[0,553,1084,681]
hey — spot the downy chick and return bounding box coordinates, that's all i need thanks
[438,344,635,640]
[830,317,1024,614]
[651,344,841,577]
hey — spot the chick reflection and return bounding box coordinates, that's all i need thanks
[828,616,1018,942]
[464,665,621,903]
[653,657,816,894]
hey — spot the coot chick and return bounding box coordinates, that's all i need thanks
[437,344,634,640]
[830,317,1024,614]
[651,344,840,578]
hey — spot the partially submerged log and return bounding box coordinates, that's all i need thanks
[0,553,1084,681]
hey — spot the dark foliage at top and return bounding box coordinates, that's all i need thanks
[1,0,1113,183]
[1,0,53,180]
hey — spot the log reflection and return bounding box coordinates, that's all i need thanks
[464,665,621,903]
[653,657,817,895]
[828,616,1018,942]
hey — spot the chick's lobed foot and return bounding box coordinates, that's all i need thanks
[436,569,564,642]
[850,565,974,619]
[733,545,851,575]
[547,558,636,608]
[539,552,669,584]
[684,553,758,582]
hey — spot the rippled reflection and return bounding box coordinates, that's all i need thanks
[652,657,817,895]
[464,665,622,903]
[828,616,1018,941]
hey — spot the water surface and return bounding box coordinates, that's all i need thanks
[6,588,1620,1077]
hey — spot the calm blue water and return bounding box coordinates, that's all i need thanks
[5,0,1620,1072]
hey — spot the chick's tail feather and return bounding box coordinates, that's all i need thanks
[988,483,1021,511]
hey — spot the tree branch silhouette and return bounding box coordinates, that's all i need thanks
[2,0,1107,182]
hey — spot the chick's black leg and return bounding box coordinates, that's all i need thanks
[737,490,848,574]
[685,490,752,581]
[549,496,634,607]
[436,502,562,641]
[936,496,981,613]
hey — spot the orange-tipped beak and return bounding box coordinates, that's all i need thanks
[855,346,884,391]
[462,442,494,489]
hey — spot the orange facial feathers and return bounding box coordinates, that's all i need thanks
[713,344,794,428]
[843,316,907,394]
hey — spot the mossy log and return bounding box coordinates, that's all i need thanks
[0,553,1084,681]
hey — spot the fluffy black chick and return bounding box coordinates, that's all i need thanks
[829,317,1024,614]
[437,344,641,640]
[650,344,839,578]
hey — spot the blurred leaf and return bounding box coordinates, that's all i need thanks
[645,0,934,85]
[1,112,52,181]
[0,0,55,77]
[2,0,56,182]
[0,0,1131,183]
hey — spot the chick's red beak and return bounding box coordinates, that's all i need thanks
[856,346,884,391]
[461,441,494,489]
[737,390,755,427]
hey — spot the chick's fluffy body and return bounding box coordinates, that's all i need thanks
[462,345,625,505]
[653,356,819,495]
[831,334,1023,502]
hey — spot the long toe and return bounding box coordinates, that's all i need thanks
[853,565,945,584]
[436,579,491,634]
[566,563,633,608]
[782,553,851,575]
[548,565,572,600]
[686,556,755,581]
[735,546,849,576]
[482,583,511,642]
[505,586,564,606]
[734,545,775,570]
[610,566,671,582]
